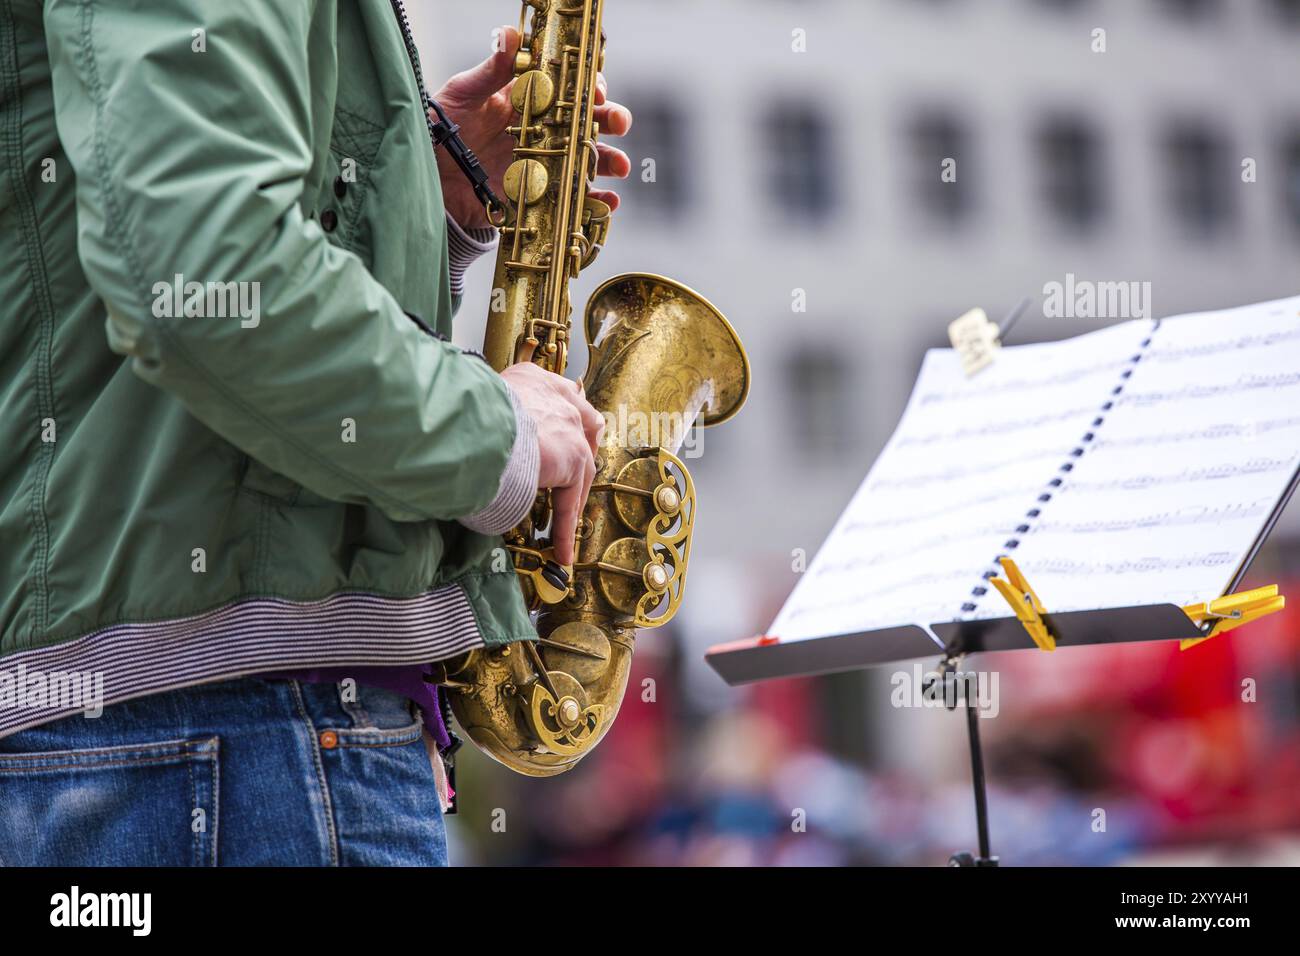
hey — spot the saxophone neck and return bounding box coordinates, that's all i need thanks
[482,0,609,376]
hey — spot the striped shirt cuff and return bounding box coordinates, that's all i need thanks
[446,213,498,298]
[458,384,540,536]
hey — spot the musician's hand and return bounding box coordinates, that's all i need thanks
[432,26,633,231]
[500,363,605,566]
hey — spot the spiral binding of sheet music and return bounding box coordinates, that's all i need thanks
[959,324,1163,620]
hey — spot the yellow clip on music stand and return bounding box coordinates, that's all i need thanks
[1180,585,1286,650]
[989,557,1056,652]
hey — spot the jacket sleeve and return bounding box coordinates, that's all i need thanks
[43,0,524,523]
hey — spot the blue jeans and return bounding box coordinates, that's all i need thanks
[0,677,447,866]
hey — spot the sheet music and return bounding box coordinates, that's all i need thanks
[996,296,1300,615]
[770,294,1300,643]
[770,320,1152,642]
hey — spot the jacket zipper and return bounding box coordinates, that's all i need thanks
[388,0,441,153]
[387,0,451,340]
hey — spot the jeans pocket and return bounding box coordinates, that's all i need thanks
[329,718,424,749]
[332,684,424,741]
[318,724,447,866]
[0,736,220,866]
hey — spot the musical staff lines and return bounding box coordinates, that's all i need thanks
[1061,457,1295,493]
[1090,416,1300,452]
[1026,499,1273,535]
[1144,325,1300,365]
[1124,373,1300,407]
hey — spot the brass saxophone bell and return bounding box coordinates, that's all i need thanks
[449,272,749,776]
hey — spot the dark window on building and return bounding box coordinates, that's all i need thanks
[1285,130,1300,236]
[765,103,837,224]
[1273,0,1300,26]
[1036,116,1106,231]
[1163,121,1235,237]
[786,346,851,458]
[909,111,973,224]
[1158,0,1220,19]
[618,94,689,223]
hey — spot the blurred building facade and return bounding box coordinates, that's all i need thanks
[410,1,1300,864]
[419,0,1300,561]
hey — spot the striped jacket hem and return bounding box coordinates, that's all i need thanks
[0,585,484,740]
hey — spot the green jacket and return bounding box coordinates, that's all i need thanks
[0,0,536,732]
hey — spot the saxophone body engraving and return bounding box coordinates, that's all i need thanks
[434,0,750,777]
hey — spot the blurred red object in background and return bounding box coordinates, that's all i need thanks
[989,575,1300,844]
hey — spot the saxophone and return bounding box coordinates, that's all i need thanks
[431,0,750,776]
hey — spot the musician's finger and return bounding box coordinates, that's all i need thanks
[580,404,606,457]
[594,102,632,137]
[442,27,520,101]
[550,484,581,566]
[587,189,621,212]
[575,454,597,545]
[559,381,606,455]
[551,449,595,568]
[596,144,630,179]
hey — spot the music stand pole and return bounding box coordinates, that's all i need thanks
[942,655,1000,867]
